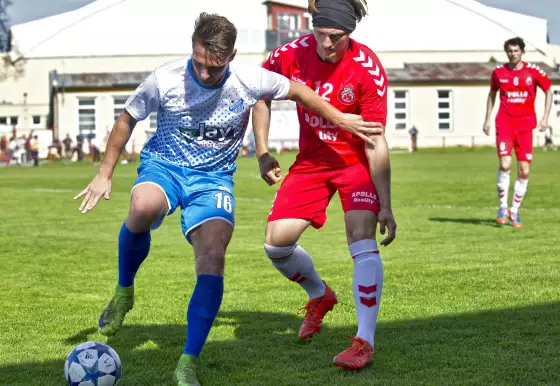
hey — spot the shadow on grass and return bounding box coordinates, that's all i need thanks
[429,217,502,227]
[2,303,560,385]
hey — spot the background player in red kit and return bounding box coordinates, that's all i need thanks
[252,0,395,370]
[483,37,552,228]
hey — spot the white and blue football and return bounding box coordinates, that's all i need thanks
[64,341,122,386]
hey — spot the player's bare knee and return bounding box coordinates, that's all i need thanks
[346,226,376,245]
[265,232,301,247]
[345,211,377,244]
[191,220,232,275]
[194,233,226,275]
[518,164,530,179]
[499,158,512,172]
[196,249,225,276]
[264,230,295,247]
[265,220,307,246]
[127,200,165,231]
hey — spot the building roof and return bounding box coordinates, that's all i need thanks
[10,0,271,60]
[52,71,149,89]
[262,0,308,10]
[387,62,560,82]
[50,62,560,90]
[12,0,550,60]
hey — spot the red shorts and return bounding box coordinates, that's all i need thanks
[267,162,380,229]
[496,127,533,163]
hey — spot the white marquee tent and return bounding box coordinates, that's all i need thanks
[10,0,549,60]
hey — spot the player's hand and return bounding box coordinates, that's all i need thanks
[537,118,549,132]
[337,114,384,146]
[483,121,491,136]
[378,207,396,246]
[258,152,282,186]
[74,173,112,213]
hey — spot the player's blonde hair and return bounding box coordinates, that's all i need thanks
[192,12,237,63]
[308,0,368,22]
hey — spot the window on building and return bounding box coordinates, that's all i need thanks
[276,13,298,31]
[78,98,96,136]
[144,111,158,141]
[32,115,41,125]
[437,90,453,131]
[149,112,157,129]
[0,116,19,126]
[113,96,128,122]
[393,90,409,130]
[553,89,560,109]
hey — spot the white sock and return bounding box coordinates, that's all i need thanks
[511,178,529,212]
[497,170,510,208]
[264,243,326,299]
[349,239,384,348]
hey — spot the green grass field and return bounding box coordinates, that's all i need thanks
[1,147,559,385]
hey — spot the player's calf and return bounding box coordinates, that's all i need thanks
[98,284,134,336]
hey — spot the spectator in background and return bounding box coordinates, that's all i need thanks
[9,136,22,166]
[88,135,101,164]
[31,135,39,167]
[25,130,35,163]
[543,125,555,151]
[17,135,27,165]
[241,129,256,157]
[408,125,418,152]
[54,137,63,158]
[76,134,85,161]
[63,134,73,160]
[0,135,8,165]
[48,138,62,163]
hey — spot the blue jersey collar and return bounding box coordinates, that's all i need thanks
[187,59,231,90]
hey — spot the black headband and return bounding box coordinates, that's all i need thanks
[311,0,357,33]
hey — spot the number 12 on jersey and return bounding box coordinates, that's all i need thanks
[314,81,333,102]
[215,192,233,213]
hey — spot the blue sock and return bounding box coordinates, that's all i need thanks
[117,222,151,287]
[184,275,224,356]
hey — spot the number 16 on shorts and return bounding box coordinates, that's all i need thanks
[215,192,233,213]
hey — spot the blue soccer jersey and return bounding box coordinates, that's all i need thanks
[125,57,290,173]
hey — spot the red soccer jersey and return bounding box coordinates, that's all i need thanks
[491,62,551,130]
[263,34,388,171]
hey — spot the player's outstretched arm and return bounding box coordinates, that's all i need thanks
[74,111,138,213]
[286,81,383,145]
[252,100,282,185]
[483,90,497,136]
[365,133,396,246]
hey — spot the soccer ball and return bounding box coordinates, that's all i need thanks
[64,341,122,386]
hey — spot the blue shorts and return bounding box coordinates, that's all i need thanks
[131,158,235,243]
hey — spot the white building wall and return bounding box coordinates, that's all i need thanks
[385,83,560,149]
[0,53,268,138]
[376,50,550,69]
[54,80,560,154]
[56,90,153,152]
